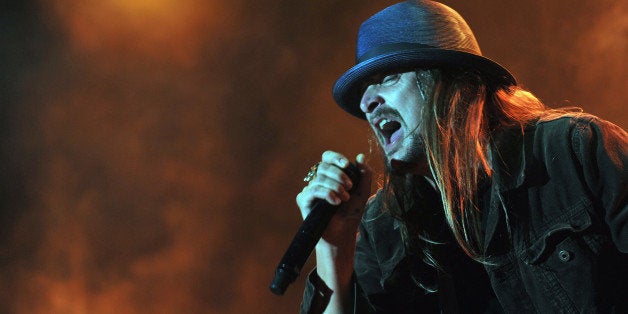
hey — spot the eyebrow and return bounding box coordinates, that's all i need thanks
[360,72,398,91]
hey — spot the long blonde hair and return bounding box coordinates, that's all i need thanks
[420,69,561,259]
[379,69,577,262]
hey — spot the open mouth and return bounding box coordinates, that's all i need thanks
[377,118,402,148]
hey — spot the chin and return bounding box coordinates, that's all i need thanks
[387,147,430,174]
[393,142,425,162]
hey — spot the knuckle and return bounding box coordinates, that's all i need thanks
[322,150,340,161]
[316,162,327,172]
[315,186,330,197]
[317,162,333,175]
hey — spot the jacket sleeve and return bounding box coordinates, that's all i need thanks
[572,116,628,252]
[299,267,376,314]
[300,269,334,314]
[300,193,444,313]
[299,197,383,314]
[299,217,379,314]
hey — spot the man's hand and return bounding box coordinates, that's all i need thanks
[296,151,372,243]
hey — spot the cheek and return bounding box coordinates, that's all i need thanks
[398,98,424,127]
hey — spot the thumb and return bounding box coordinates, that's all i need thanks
[354,153,373,198]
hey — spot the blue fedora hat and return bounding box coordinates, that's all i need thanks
[333,0,516,119]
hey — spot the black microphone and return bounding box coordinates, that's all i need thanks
[269,162,361,295]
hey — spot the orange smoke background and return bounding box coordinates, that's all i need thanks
[1,0,625,313]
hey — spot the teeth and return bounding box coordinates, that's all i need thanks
[378,119,388,129]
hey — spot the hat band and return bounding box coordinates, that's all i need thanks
[357,42,435,63]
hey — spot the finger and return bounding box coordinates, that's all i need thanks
[321,151,350,169]
[297,184,343,208]
[310,174,351,201]
[316,162,353,191]
[356,153,367,165]
[354,153,373,198]
[356,153,372,175]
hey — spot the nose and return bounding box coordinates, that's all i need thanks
[360,86,384,114]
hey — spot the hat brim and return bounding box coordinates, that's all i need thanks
[332,48,516,119]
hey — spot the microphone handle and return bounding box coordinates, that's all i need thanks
[269,162,361,295]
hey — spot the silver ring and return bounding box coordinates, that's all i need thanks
[303,162,321,182]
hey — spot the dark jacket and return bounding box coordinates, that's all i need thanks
[301,115,627,313]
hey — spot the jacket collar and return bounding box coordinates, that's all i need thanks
[489,123,540,192]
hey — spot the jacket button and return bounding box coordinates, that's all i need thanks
[558,250,572,262]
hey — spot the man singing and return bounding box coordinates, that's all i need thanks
[296,1,627,313]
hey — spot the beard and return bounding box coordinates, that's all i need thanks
[386,125,431,177]
[398,132,426,162]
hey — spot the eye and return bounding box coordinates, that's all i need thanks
[360,73,401,95]
[380,74,401,86]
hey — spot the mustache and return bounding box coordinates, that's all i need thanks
[369,106,402,122]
